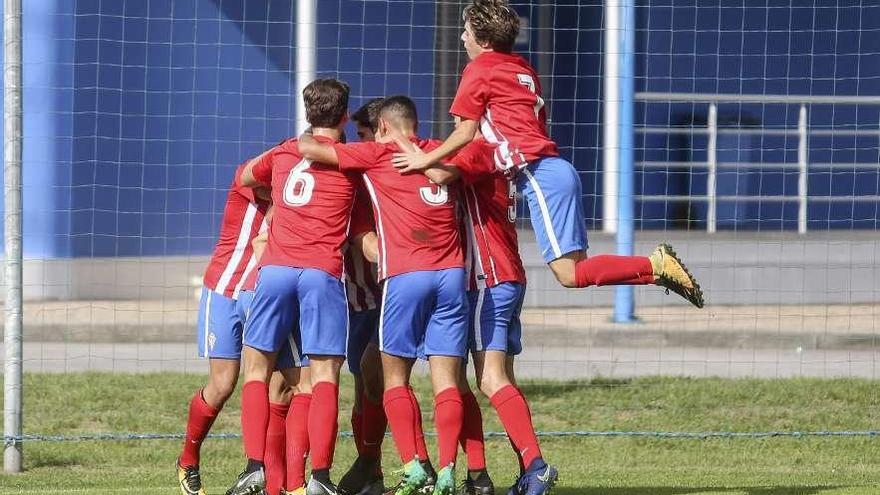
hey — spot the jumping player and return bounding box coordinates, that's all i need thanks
[298,95,467,495]
[391,0,704,308]
[226,78,356,495]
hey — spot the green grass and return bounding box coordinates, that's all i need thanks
[1,373,879,494]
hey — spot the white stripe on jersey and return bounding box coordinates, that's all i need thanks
[521,167,563,259]
[214,202,258,295]
[464,192,488,290]
[361,176,388,280]
[467,187,498,286]
[233,216,267,299]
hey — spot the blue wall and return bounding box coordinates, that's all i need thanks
[10,1,879,259]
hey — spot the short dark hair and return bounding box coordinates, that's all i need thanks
[351,97,385,132]
[378,95,419,131]
[303,78,350,128]
[463,0,520,53]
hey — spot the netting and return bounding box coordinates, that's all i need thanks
[1,1,878,445]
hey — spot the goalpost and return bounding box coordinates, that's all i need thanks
[3,0,23,475]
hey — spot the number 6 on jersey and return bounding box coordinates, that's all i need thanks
[283,160,315,206]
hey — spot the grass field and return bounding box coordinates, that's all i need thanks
[0,373,878,494]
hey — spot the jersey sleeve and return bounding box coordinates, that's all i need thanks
[448,140,496,185]
[349,188,376,238]
[450,63,487,121]
[334,142,383,171]
[248,146,277,186]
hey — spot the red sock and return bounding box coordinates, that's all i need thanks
[308,382,340,470]
[574,255,654,287]
[361,394,387,460]
[490,385,542,470]
[407,386,430,461]
[383,386,419,462]
[286,393,311,490]
[352,392,365,456]
[459,390,486,471]
[179,389,220,467]
[241,381,270,462]
[434,387,463,468]
[265,402,289,495]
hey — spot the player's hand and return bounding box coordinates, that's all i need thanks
[392,150,432,174]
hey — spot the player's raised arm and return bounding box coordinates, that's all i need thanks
[390,119,477,172]
[389,132,461,185]
[297,132,340,165]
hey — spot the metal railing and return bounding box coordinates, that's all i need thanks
[634,92,880,234]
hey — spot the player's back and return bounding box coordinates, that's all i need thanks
[453,140,525,289]
[251,136,356,279]
[452,51,558,169]
[335,138,464,280]
[203,165,270,297]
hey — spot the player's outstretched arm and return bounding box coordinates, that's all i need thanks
[390,118,478,172]
[389,133,461,185]
[297,133,340,166]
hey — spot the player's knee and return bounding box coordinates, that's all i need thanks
[206,375,238,404]
[478,369,511,398]
[552,268,578,288]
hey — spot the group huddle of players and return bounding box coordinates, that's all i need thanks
[175,2,704,495]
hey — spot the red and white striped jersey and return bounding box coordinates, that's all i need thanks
[450,51,558,172]
[344,185,381,311]
[450,140,526,290]
[202,165,271,299]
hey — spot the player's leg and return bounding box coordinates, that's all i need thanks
[456,366,494,495]
[379,271,436,494]
[473,284,557,495]
[266,371,293,495]
[339,309,385,495]
[359,342,387,490]
[454,287,503,495]
[424,267,470,495]
[178,287,242,495]
[228,266,302,495]
[285,363,313,495]
[518,157,703,307]
[298,268,349,494]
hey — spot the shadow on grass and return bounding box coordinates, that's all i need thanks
[552,486,851,495]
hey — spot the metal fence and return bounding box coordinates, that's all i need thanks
[635,92,880,234]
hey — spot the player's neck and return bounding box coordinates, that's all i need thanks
[311,127,342,142]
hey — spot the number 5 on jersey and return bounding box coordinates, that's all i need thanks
[284,160,315,206]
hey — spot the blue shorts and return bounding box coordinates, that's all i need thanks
[380,268,468,359]
[236,289,297,369]
[347,308,379,374]
[244,265,348,365]
[197,287,243,360]
[468,282,525,355]
[516,156,588,263]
